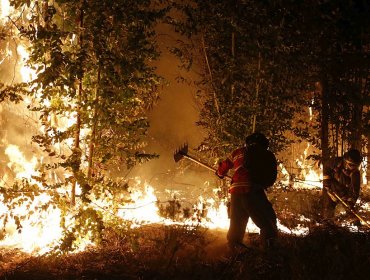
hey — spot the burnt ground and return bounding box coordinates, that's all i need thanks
[1,187,370,280]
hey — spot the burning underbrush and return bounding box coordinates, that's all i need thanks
[1,219,370,280]
[1,1,369,278]
[1,183,370,279]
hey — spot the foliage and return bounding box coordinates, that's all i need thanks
[169,0,312,157]
[0,0,169,252]
[0,177,130,252]
[158,197,184,220]
[169,0,370,164]
[0,82,27,103]
[287,0,370,155]
[2,0,168,197]
[10,0,166,177]
[0,175,217,253]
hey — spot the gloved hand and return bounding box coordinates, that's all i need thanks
[333,172,342,182]
[345,198,355,209]
[215,170,224,179]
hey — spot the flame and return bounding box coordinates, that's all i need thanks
[361,157,367,185]
[0,42,12,65]
[309,97,315,121]
[0,167,358,255]
[279,163,290,185]
[116,185,162,226]
[0,0,11,20]
[0,0,367,257]
[295,143,322,188]
[17,45,37,82]
[0,0,264,254]
[0,194,63,254]
[277,220,309,236]
[5,144,39,182]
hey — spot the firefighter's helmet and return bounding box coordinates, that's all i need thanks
[343,149,362,169]
[245,132,269,149]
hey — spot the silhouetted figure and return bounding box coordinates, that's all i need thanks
[216,132,278,252]
[322,149,362,221]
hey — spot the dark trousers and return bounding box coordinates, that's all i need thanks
[227,190,277,249]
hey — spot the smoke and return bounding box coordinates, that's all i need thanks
[128,21,217,201]
[0,10,216,201]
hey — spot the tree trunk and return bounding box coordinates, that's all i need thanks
[201,35,220,117]
[87,67,100,181]
[320,78,330,181]
[252,52,261,133]
[350,100,363,151]
[71,0,85,206]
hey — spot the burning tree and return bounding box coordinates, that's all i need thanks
[0,0,167,252]
[0,0,369,270]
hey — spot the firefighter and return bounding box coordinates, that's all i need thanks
[321,149,362,221]
[216,132,278,252]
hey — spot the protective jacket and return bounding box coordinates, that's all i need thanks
[326,157,361,206]
[217,147,252,193]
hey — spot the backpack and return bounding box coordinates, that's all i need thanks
[244,145,278,189]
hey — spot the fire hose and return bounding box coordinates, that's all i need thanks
[174,144,370,229]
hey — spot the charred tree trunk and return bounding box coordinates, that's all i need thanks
[350,99,363,151]
[320,78,330,184]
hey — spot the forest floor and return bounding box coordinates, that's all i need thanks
[1,187,370,280]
